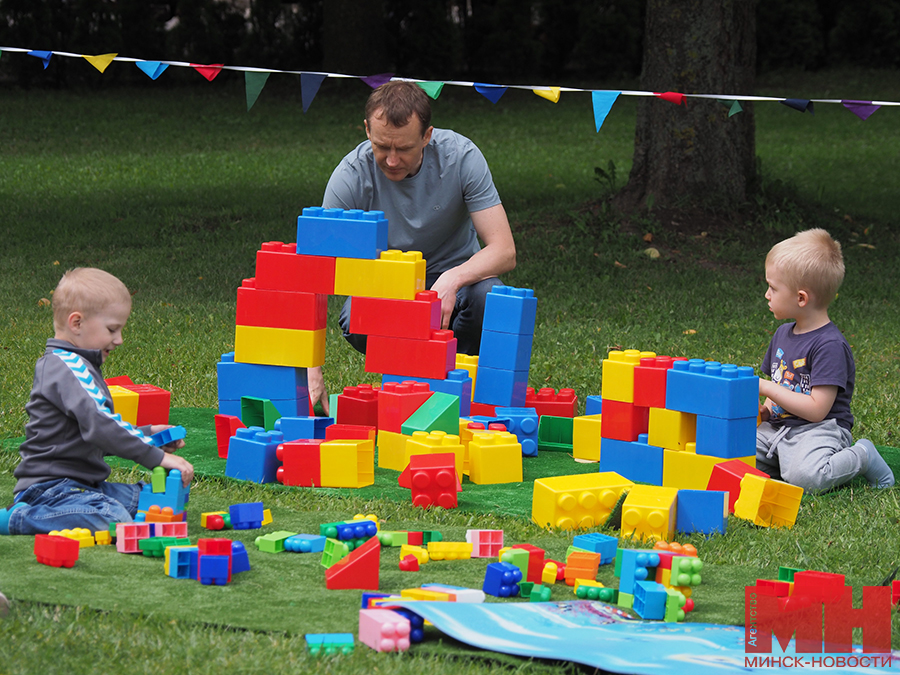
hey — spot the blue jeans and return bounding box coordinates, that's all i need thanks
[339,276,504,357]
[9,478,144,535]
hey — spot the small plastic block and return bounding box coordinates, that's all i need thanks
[778,566,803,582]
[276,439,325,487]
[321,538,351,568]
[231,541,251,573]
[665,556,703,589]
[647,407,696,452]
[304,632,355,656]
[154,521,188,538]
[148,425,186,447]
[598,435,664,486]
[665,359,759,420]
[358,609,411,653]
[478,329,534,372]
[482,286,537,335]
[572,532,618,565]
[408,452,461,509]
[137,468,189,514]
[198,538,234,583]
[537,415,574,451]
[224,427,283,483]
[420,584,486,603]
[140,536,187,558]
[483,561,523,597]
[334,249,426,300]
[633,580,669,620]
[465,529,503,558]
[601,350,655,403]
[336,384,380,428]
[564,551,601,586]
[401,587,451,601]
[320,519,378,542]
[350,291,441,340]
[399,554,420,571]
[151,466,166,492]
[240,397,282,431]
[285,534,327,553]
[664,588,688,622]
[34,534,80,568]
[201,512,229,530]
[734,474,803,528]
[198,554,230,586]
[541,562,558,585]
[494,407,539,456]
[377,531,409,547]
[94,530,111,546]
[599,399,650,442]
[427,541,472,561]
[525,387,578,418]
[695,414,758,459]
[297,207,388,260]
[115,522,152,554]
[510,543,546,583]
[229,502,265,530]
[467,431,523,484]
[399,544,429,565]
[254,531,296,553]
[531,472,634,531]
[255,241,336,295]
[572,414,603,461]
[530,584,552,602]
[616,549,661,595]
[706,459,772,512]
[575,579,616,602]
[471,365,528,407]
[675,489,728,535]
[214,414,245,458]
[235,278,327,331]
[421,530,442,545]
[621,485,678,542]
[319,438,375,488]
[166,546,199,579]
[325,537,381,590]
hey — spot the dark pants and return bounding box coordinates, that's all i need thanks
[339,276,504,357]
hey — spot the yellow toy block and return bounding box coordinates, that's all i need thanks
[427,541,473,561]
[334,250,426,300]
[107,385,139,426]
[94,530,112,546]
[572,414,603,461]
[467,431,522,484]
[647,407,696,452]
[455,354,478,391]
[601,349,656,403]
[261,508,273,526]
[319,438,375,488]
[201,511,229,528]
[458,418,504,475]
[49,528,95,548]
[405,430,464,480]
[734,474,802,528]
[621,485,678,542]
[400,544,429,565]
[542,562,559,585]
[573,578,605,595]
[662,449,754,490]
[401,588,450,601]
[352,513,380,532]
[532,472,634,531]
[234,324,325,368]
[377,429,412,471]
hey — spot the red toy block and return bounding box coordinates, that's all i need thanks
[325,536,381,590]
[254,241,336,295]
[633,356,686,408]
[407,531,424,546]
[755,579,791,597]
[276,439,325,487]
[34,534,80,568]
[349,290,441,340]
[399,554,420,571]
[511,543,546,584]
[408,453,461,510]
[236,278,327,331]
[128,384,172,426]
[892,579,900,606]
[324,423,376,442]
[525,387,577,418]
[215,414,246,459]
[599,398,649,442]
[792,570,846,604]
[365,330,458,380]
[469,402,496,417]
[377,381,433,433]
[336,384,380,428]
[105,375,134,386]
[706,459,769,513]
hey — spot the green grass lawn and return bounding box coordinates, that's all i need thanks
[1,68,899,673]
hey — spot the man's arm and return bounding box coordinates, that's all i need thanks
[758,379,838,423]
[429,204,516,328]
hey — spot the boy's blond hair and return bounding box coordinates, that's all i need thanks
[765,228,844,307]
[52,268,132,332]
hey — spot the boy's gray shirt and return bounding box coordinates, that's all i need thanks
[14,338,164,493]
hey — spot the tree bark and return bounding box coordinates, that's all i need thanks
[617,0,757,212]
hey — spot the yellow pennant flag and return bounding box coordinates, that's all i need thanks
[83,53,118,73]
[533,86,561,103]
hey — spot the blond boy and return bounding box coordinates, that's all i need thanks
[757,229,893,492]
[0,268,194,535]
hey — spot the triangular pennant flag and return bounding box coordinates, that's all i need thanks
[654,91,686,105]
[301,72,327,113]
[842,99,880,121]
[361,73,393,89]
[136,61,168,80]
[417,81,444,100]
[717,99,744,117]
[591,90,620,132]
[244,71,270,111]
[474,83,508,104]
[781,98,814,115]
[533,86,561,103]
[191,63,224,82]
[82,53,117,74]
[28,50,52,69]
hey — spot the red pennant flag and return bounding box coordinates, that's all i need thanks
[654,91,686,106]
[191,63,224,82]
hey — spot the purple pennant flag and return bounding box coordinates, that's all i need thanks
[842,99,880,121]
[301,73,327,113]
[474,83,508,104]
[28,50,52,69]
[780,98,814,115]
[361,73,393,89]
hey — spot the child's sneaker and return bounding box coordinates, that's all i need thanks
[858,439,895,488]
[0,502,27,535]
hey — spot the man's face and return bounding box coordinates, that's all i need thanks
[365,111,433,181]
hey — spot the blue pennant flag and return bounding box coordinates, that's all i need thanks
[474,83,508,104]
[28,50,52,69]
[301,73,327,113]
[136,61,168,80]
[591,91,620,132]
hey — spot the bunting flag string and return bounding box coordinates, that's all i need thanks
[2,45,898,132]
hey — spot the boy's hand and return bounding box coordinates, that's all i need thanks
[159,453,194,486]
[149,424,186,451]
[758,403,771,423]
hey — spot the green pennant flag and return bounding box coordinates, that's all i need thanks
[245,71,270,112]
[717,99,743,117]
[417,81,444,100]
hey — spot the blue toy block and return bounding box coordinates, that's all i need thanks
[149,425,186,447]
[390,607,426,643]
[572,532,618,565]
[198,554,230,586]
[168,546,198,579]
[137,469,189,513]
[305,633,355,656]
[615,549,661,595]
[360,592,395,609]
[320,519,378,542]
[229,501,265,530]
[285,534,327,553]
[598,434,664,486]
[664,359,758,419]
[230,541,251,573]
[225,428,283,483]
[483,561,523,597]
[274,416,334,441]
[494,407,539,457]
[633,580,669,620]
[296,207,388,260]
[473,365,528,407]
[585,395,603,416]
[695,414,757,459]
[382,369,473,417]
[478,329,534,372]
[675,489,728,535]
[482,286,537,335]
[217,352,309,414]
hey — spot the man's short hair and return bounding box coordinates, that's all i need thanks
[52,267,132,332]
[365,81,432,135]
[766,228,845,307]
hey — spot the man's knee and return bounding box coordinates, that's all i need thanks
[339,296,367,354]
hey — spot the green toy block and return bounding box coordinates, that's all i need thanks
[500,548,530,580]
[329,393,339,419]
[421,530,443,544]
[664,588,687,622]
[377,531,409,547]
[519,581,535,598]
[617,591,634,610]
[530,584,552,602]
[401,392,460,436]
[305,633,354,656]
[140,536,189,558]
[537,415,574,451]
[320,538,350,568]
[254,531,296,554]
[240,396,282,431]
[778,565,803,582]
[151,466,166,493]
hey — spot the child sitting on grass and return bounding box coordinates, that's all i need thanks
[757,228,893,493]
[0,268,194,535]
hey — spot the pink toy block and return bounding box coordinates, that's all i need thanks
[116,522,151,554]
[358,609,411,652]
[466,529,504,558]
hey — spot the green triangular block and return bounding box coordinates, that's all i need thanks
[401,392,460,435]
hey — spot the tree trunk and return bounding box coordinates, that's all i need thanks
[617,0,757,212]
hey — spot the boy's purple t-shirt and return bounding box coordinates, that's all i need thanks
[761,321,855,430]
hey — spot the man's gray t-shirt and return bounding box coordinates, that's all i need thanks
[322,128,501,277]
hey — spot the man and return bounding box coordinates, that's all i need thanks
[308,80,516,413]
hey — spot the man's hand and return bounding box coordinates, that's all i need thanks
[308,366,329,416]
[430,271,462,329]
[159,453,194,487]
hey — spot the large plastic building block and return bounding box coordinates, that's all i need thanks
[494,407,539,456]
[325,536,381,590]
[572,533,618,565]
[472,365,527,407]
[350,290,441,340]
[305,633,355,656]
[525,387,578,418]
[214,414,245,458]
[336,384,380,428]
[483,561,523,597]
[106,381,173,426]
[235,278,327,331]
[466,529,503,558]
[34,534,80,568]
[621,485,678,542]
[665,359,759,419]
[407,452,460,509]
[376,429,411,471]
[319,438,375,488]
[225,427,283,483]
[285,534,327,553]
[695,414,757,459]
[137,469,189,514]
[585,395,602,416]
[706,458,770,512]
[366,330,457,380]
[165,546,199,579]
[598,435,665,486]
[234,324,325,369]
[296,206,388,260]
[537,415,574,451]
[255,241,336,295]
[675,489,728,535]
[572,414,603,461]
[115,522,151,554]
[401,391,460,436]
[601,350,656,403]
[404,432,464,481]
[382,369,472,417]
[377,381,432,432]
[334,250,426,300]
[482,286,537,334]
[467,431,523,484]
[599,398,649,442]
[478,329,533,372]
[733,474,803,528]
[633,356,686,408]
[217,352,309,416]
[107,385,139,426]
[633,580,669,620]
[358,609,411,653]
[615,549,661,595]
[230,502,265,529]
[792,570,846,604]
[647,407,696,452]
[240,397,282,431]
[456,353,479,382]
[274,415,333,441]
[663,448,755,491]
[532,472,633,531]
